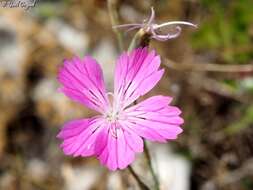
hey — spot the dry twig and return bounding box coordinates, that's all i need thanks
[163,58,253,73]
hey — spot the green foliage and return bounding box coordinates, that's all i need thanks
[33,2,67,20]
[242,176,253,190]
[240,78,253,94]
[191,0,253,63]
[224,106,253,135]
[223,78,253,95]
[33,3,59,19]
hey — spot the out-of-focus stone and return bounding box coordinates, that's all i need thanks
[0,17,25,77]
[46,19,89,55]
[61,164,102,190]
[32,78,88,125]
[0,17,25,105]
[0,15,26,159]
[26,159,49,182]
[92,38,117,90]
[152,144,191,190]
[107,172,123,190]
[0,172,16,190]
[120,5,143,23]
[127,143,191,190]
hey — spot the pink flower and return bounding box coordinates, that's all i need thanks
[57,47,184,171]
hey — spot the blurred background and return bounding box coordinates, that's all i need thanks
[0,0,253,190]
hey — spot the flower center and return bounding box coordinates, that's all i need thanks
[105,110,123,138]
[106,110,120,123]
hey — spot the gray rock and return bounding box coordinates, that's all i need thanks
[0,17,24,77]
[151,144,191,190]
[92,39,117,91]
[46,19,89,56]
[61,164,102,190]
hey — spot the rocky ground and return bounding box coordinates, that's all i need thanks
[0,1,252,190]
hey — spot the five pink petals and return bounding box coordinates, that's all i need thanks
[57,47,184,170]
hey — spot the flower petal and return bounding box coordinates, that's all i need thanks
[57,117,107,157]
[114,47,163,109]
[123,95,184,142]
[98,124,141,171]
[58,56,109,113]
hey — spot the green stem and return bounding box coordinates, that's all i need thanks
[128,29,151,52]
[107,0,124,51]
[127,21,158,190]
[128,165,151,190]
[144,141,160,190]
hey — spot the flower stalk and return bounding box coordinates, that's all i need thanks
[107,0,124,51]
[128,165,150,190]
[144,141,160,190]
[128,29,151,52]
